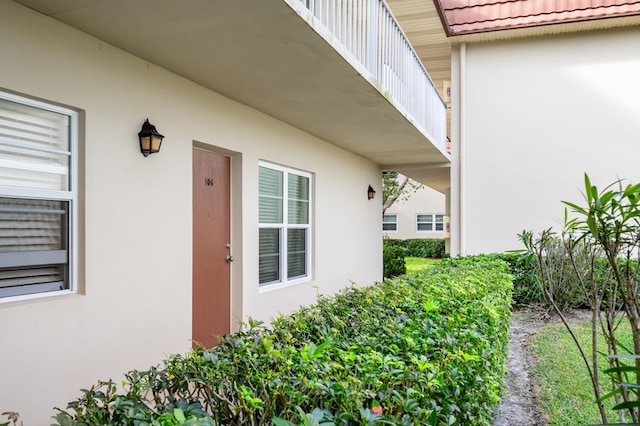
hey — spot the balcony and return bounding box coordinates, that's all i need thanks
[14,0,449,191]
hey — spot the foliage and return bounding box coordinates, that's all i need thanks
[564,174,640,424]
[404,239,446,259]
[53,257,513,426]
[489,253,541,307]
[0,412,21,426]
[520,173,640,424]
[517,230,593,311]
[382,243,406,278]
[383,239,446,279]
[384,239,446,259]
[382,171,423,215]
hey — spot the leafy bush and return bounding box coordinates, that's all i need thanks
[519,230,594,312]
[383,243,406,278]
[494,250,606,310]
[492,253,541,307]
[53,256,512,426]
[405,239,446,258]
[519,174,640,423]
[385,238,446,259]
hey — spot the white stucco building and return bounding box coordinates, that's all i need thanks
[449,26,640,254]
[427,0,640,255]
[0,1,448,423]
[383,179,446,240]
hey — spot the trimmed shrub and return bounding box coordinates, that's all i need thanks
[383,238,446,279]
[404,238,446,258]
[493,252,542,307]
[384,238,446,259]
[383,243,406,278]
[53,257,513,426]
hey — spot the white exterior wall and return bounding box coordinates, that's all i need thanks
[384,184,445,239]
[451,27,640,255]
[0,2,382,424]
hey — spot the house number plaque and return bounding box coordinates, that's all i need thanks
[204,178,214,186]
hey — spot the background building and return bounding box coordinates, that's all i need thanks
[438,0,640,254]
[383,179,446,240]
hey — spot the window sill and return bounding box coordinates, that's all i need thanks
[258,277,311,294]
[0,288,78,307]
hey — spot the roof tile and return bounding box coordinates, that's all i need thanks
[435,0,640,35]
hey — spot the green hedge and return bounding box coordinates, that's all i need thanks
[383,244,406,278]
[384,238,447,259]
[53,256,513,426]
[492,253,542,307]
[495,251,613,311]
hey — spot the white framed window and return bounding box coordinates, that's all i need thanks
[417,214,444,232]
[0,91,77,300]
[259,162,312,289]
[383,214,397,232]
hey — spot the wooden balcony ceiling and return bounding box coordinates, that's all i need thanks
[435,0,640,36]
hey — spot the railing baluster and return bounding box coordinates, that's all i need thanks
[359,0,364,63]
[296,0,446,150]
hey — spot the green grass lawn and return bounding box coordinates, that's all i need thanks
[405,257,440,273]
[531,319,634,425]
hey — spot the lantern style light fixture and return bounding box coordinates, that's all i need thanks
[138,119,164,157]
[367,185,376,200]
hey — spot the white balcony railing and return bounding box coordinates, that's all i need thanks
[293,0,447,152]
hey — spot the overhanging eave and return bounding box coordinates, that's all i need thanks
[14,0,449,179]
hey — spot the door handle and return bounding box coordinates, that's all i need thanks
[226,255,234,262]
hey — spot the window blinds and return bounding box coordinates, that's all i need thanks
[258,228,280,284]
[259,166,283,224]
[0,97,71,297]
[0,98,70,191]
[259,166,283,285]
[259,165,310,286]
[287,173,309,224]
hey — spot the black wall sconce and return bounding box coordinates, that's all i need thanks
[138,119,164,157]
[367,185,376,200]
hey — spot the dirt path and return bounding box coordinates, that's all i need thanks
[492,308,594,425]
[492,309,548,426]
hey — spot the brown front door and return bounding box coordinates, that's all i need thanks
[192,148,231,348]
